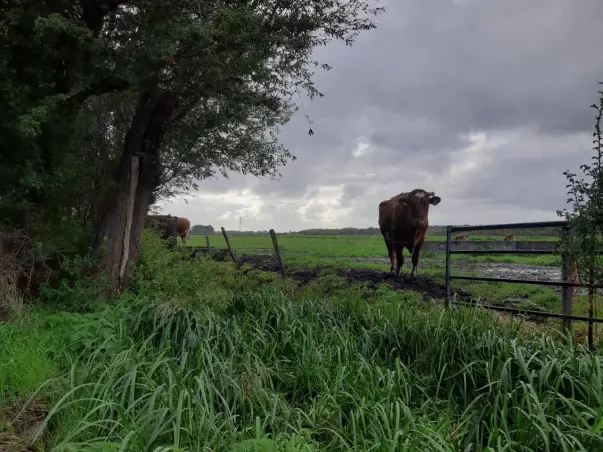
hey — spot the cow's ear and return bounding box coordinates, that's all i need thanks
[429,196,441,206]
[398,197,409,206]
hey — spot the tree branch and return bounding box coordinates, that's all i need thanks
[69,75,131,109]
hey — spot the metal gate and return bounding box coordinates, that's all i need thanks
[444,221,603,349]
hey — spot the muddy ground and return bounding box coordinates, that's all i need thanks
[237,253,464,300]
[223,249,562,282]
[328,255,562,280]
[236,253,562,286]
[234,253,565,321]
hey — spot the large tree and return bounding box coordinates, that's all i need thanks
[90,0,384,294]
[1,0,384,296]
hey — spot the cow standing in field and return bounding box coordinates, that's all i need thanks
[504,233,513,241]
[147,215,192,246]
[378,189,441,279]
[170,216,191,245]
[454,232,469,244]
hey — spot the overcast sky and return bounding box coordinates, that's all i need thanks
[159,0,603,232]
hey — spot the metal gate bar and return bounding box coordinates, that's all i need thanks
[444,221,602,349]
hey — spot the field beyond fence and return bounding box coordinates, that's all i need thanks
[187,233,560,256]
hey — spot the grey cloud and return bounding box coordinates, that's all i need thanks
[456,132,591,212]
[337,184,367,209]
[315,0,603,135]
[172,0,603,230]
[342,184,364,201]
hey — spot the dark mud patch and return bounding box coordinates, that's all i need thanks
[237,253,282,272]
[237,253,471,301]
[0,397,48,451]
[343,268,459,300]
[328,256,442,265]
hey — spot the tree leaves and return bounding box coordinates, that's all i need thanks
[0,0,384,248]
[558,84,603,290]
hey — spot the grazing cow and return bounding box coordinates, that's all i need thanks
[147,214,191,246]
[170,216,191,245]
[504,233,513,241]
[454,232,469,244]
[378,188,441,279]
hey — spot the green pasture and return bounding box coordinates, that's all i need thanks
[188,233,558,249]
[238,243,596,351]
[1,233,602,450]
[187,233,558,257]
[186,233,562,269]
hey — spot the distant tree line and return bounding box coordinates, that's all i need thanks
[191,225,563,237]
[191,225,215,234]
[294,226,562,237]
[190,225,271,235]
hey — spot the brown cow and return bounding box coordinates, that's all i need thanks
[378,188,441,278]
[147,214,191,245]
[503,233,513,241]
[172,216,191,245]
[454,232,469,243]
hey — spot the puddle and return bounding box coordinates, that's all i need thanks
[467,262,561,281]
[458,262,600,296]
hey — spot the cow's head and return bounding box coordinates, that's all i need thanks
[398,189,441,230]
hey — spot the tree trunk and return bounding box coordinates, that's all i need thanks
[94,87,179,296]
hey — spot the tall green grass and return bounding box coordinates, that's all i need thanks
[0,313,62,402]
[32,289,603,450]
[7,232,603,450]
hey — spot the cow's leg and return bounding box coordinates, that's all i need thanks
[382,234,395,273]
[181,233,187,246]
[394,245,404,278]
[411,243,423,279]
[386,241,395,273]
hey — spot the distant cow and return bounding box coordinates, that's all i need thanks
[146,215,191,246]
[454,232,469,244]
[504,233,513,241]
[173,217,191,245]
[378,189,441,278]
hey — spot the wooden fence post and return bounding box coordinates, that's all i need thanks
[269,229,285,276]
[221,227,237,263]
[205,236,210,252]
[560,226,573,339]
